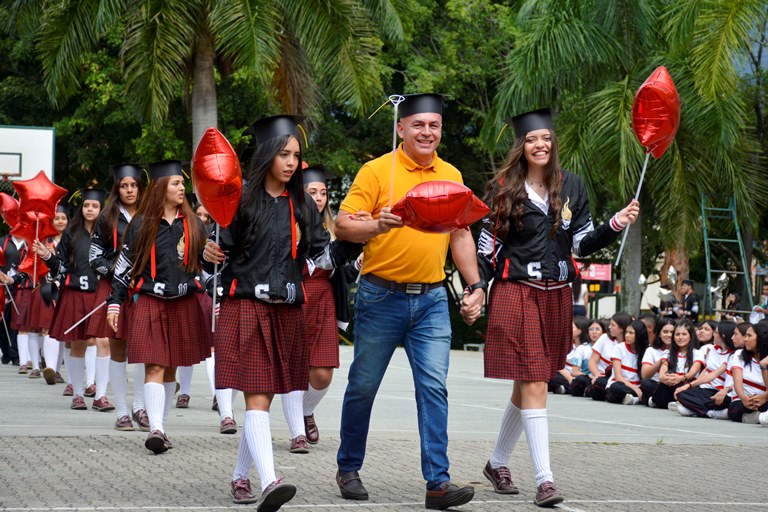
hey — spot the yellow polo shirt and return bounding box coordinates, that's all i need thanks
[340,144,462,283]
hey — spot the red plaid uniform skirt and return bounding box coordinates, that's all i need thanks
[214,298,308,394]
[27,287,54,332]
[303,267,339,368]
[197,292,214,334]
[485,281,572,381]
[48,288,96,342]
[125,293,211,367]
[10,288,35,331]
[86,277,126,339]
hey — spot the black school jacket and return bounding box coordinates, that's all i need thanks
[44,226,100,291]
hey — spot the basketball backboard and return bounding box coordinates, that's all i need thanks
[0,125,55,181]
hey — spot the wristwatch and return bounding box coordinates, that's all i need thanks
[466,280,487,293]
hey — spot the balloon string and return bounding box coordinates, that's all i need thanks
[388,95,405,208]
[614,151,650,267]
[33,216,39,287]
[211,226,219,334]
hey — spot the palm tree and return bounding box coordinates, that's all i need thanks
[13,0,407,148]
[488,0,768,315]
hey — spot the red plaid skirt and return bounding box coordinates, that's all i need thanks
[10,288,35,331]
[303,268,339,368]
[214,298,308,394]
[125,294,211,367]
[197,292,214,335]
[485,281,572,381]
[27,287,54,332]
[85,277,126,339]
[48,288,97,342]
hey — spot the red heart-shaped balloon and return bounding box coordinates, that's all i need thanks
[391,181,490,233]
[12,171,68,219]
[0,193,19,228]
[632,66,681,159]
[192,128,243,228]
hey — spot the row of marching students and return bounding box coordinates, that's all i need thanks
[550,312,768,425]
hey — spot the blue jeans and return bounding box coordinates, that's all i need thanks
[337,278,452,488]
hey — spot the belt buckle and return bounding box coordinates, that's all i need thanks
[405,283,423,295]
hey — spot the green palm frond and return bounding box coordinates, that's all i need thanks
[360,0,408,45]
[122,0,199,123]
[269,30,320,115]
[661,0,704,53]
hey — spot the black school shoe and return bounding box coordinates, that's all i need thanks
[336,470,369,500]
[425,481,475,510]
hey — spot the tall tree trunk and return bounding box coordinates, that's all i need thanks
[192,35,217,152]
[621,210,642,315]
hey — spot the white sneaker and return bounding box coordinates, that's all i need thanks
[622,393,639,405]
[742,411,760,424]
[706,409,729,420]
[759,412,768,426]
[677,404,695,416]
[647,397,656,408]
[667,401,679,411]
[554,385,566,395]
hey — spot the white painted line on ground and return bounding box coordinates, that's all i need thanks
[548,413,736,438]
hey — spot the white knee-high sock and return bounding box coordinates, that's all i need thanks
[490,401,524,468]
[43,336,60,374]
[281,391,305,438]
[178,366,194,395]
[28,332,41,370]
[163,382,175,425]
[132,364,145,411]
[110,360,129,417]
[216,388,234,420]
[85,345,96,386]
[63,346,72,384]
[205,355,216,396]
[95,356,110,399]
[232,434,254,481]
[68,356,85,397]
[144,382,165,433]
[17,333,30,365]
[522,408,554,486]
[55,339,64,373]
[303,383,329,416]
[243,410,276,491]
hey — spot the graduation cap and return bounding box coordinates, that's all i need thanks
[148,160,184,180]
[56,203,68,214]
[510,108,555,138]
[248,115,307,146]
[302,164,334,185]
[398,93,444,118]
[81,188,107,205]
[110,163,143,182]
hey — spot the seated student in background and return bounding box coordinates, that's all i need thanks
[638,314,657,349]
[640,318,674,406]
[548,316,592,395]
[715,322,749,419]
[585,312,632,401]
[605,320,649,405]
[727,322,768,424]
[651,319,704,410]
[570,315,627,398]
[696,320,717,359]
[675,321,735,418]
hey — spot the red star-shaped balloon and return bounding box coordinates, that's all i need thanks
[11,211,59,246]
[12,171,68,219]
[0,192,19,228]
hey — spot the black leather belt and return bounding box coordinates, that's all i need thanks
[363,274,443,295]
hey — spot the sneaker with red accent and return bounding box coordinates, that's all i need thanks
[304,415,319,444]
[145,430,168,454]
[257,477,296,512]
[92,396,115,412]
[18,364,28,374]
[70,396,87,410]
[114,415,134,431]
[84,384,96,397]
[289,435,309,454]
[176,394,190,408]
[533,481,563,508]
[162,432,174,449]
[63,384,73,396]
[55,372,65,384]
[28,369,42,379]
[220,416,237,434]
[132,409,150,431]
[42,368,57,385]
[231,477,258,504]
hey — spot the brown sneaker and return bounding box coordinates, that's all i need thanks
[132,409,150,431]
[70,396,87,410]
[162,432,174,449]
[534,481,563,508]
[304,415,319,444]
[289,435,309,454]
[114,415,135,431]
[92,396,115,412]
[425,481,475,510]
[63,384,73,396]
[18,364,28,374]
[220,416,237,434]
[42,367,57,385]
[231,477,258,504]
[257,478,296,512]
[55,372,65,384]
[483,461,519,494]
[84,384,96,397]
[145,430,168,454]
[28,369,42,379]
[176,394,190,408]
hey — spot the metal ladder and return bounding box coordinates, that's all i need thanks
[700,194,753,316]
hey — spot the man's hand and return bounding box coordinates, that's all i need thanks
[376,207,403,234]
[460,288,484,325]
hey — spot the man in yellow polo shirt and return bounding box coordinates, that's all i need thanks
[334,93,485,510]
